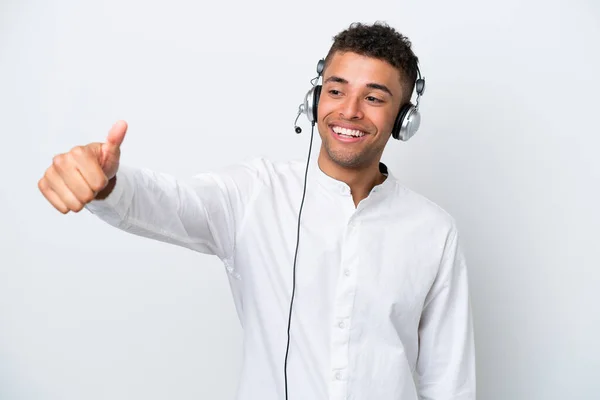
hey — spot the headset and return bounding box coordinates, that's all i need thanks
[284,58,426,400]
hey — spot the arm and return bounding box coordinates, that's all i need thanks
[416,225,476,399]
[85,160,261,262]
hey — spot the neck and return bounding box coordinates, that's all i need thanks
[317,148,387,207]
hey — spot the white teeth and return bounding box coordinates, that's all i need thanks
[332,126,365,137]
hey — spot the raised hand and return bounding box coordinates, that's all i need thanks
[38,120,128,213]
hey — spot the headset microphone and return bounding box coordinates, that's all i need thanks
[293,108,303,134]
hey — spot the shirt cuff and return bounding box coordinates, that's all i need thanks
[85,166,131,216]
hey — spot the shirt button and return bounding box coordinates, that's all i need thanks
[344,269,351,277]
[335,371,342,380]
[338,321,345,329]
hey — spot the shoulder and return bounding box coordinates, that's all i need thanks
[199,156,304,188]
[220,156,304,180]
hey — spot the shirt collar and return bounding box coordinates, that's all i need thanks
[308,157,396,196]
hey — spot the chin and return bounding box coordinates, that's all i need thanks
[325,147,370,169]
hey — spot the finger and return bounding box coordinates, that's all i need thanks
[46,162,85,212]
[102,120,128,161]
[53,154,96,206]
[38,177,69,214]
[106,120,128,147]
[70,146,109,194]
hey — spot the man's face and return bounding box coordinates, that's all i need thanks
[317,51,405,169]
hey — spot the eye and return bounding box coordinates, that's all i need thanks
[366,96,383,103]
[328,89,342,96]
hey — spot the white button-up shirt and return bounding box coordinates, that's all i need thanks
[86,156,476,400]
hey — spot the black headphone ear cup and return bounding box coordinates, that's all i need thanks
[392,104,412,140]
[312,85,322,123]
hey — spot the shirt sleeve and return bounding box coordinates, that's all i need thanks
[415,225,476,400]
[84,158,264,264]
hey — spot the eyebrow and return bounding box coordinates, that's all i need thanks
[324,75,394,97]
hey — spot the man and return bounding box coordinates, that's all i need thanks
[38,22,475,400]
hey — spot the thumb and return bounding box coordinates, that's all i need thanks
[101,120,128,161]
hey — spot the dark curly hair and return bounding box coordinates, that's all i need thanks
[324,21,419,102]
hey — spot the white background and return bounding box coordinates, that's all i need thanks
[1,0,599,399]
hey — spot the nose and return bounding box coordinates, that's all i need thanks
[339,96,364,120]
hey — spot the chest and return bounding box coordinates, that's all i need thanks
[235,188,442,323]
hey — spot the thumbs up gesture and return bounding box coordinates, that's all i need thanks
[38,120,128,214]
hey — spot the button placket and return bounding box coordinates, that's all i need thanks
[342,219,358,279]
[329,215,360,400]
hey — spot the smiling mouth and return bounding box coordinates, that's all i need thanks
[331,125,367,138]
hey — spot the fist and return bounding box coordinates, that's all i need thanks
[38,120,128,214]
